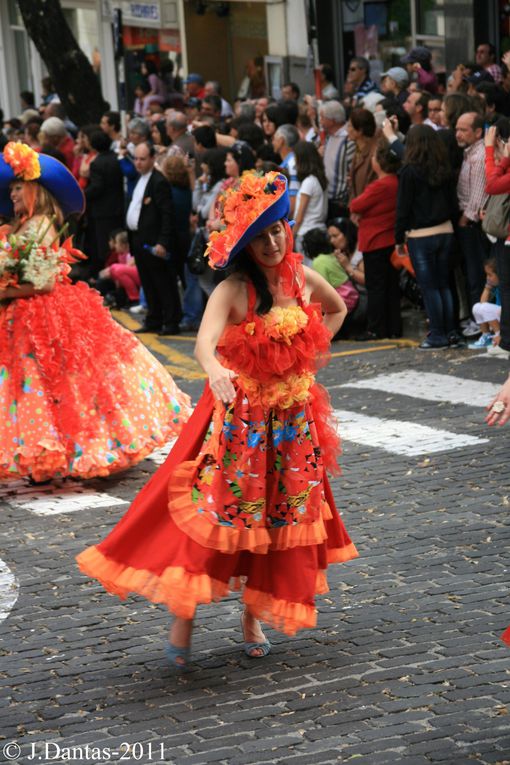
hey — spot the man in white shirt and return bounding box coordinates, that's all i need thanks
[127,142,181,335]
[272,124,300,216]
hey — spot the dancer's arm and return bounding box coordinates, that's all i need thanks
[304,266,347,336]
[195,278,241,404]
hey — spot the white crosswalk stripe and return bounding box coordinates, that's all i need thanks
[335,371,500,407]
[0,558,19,625]
[0,483,128,516]
[334,409,488,456]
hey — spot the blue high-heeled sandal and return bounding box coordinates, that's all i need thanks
[241,613,271,658]
[165,642,191,671]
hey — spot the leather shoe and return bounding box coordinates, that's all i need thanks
[158,324,181,336]
[134,324,161,334]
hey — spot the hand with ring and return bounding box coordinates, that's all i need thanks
[486,375,510,426]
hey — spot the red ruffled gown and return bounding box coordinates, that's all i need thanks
[502,627,510,646]
[0,281,191,481]
[77,277,358,635]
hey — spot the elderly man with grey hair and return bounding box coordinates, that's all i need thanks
[319,100,355,218]
[165,111,195,156]
[40,116,75,169]
[272,123,300,215]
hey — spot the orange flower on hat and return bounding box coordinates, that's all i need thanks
[4,142,41,182]
[206,171,286,269]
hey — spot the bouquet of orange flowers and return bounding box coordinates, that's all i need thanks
[0,218,84,291]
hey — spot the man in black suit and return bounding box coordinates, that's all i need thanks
[126,142,182,335]
[84,129,125,277]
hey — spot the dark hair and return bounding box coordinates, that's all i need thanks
[320,63,335,84]
[443,93,474,128]
[237,123,265,151]
[143,59,158,75]
[381,99,411,134]
[476,82,506,113]
[137,80,151,95]
[151,120,170,146]
[228,141,255,173]
[103,110,121,132]
[203,94,222,114]
[351,56,370,75]
[349,107,376,137]
[415,91,430,119]
[256,143,282,164]
[283,82,300,99]
[375,137,401,174]
[326,217,358,255]
[404,124,452,187]
[277,99,299,126]
[20,90,35,106]
[302,227,333,259]
[193,125,217,148]
[264,105,287,130]
[485,256,498,272]
[80,123,101,142]
[89,129,112,152]
[478,42,496,60]
[229,223,289,315]
[495,116,510,141]
[202,147,227,186]
[138,140,156,158]
[294,140,327,189]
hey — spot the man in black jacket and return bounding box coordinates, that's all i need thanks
[84,130,125,277]
[126,142,181,334]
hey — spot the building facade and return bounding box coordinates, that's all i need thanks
[0,0,508,121]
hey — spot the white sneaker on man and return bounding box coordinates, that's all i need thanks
[486,344,510,359]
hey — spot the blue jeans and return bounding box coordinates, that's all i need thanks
[181,264,204,327]
[407,234,455,345]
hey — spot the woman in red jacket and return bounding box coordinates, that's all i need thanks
[484,124,510,359]
[349,137,401,340]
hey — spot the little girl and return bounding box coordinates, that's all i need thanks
[468,257,501,349]
[99,230,140,307]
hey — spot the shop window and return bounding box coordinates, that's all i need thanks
[342,0,412,73]
[8,0,32,91]
[416,0,445,38]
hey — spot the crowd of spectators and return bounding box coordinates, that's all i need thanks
[2,47,510,354]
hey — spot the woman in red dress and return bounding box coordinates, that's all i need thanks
[0,142,191,482]
[77,172,358,668]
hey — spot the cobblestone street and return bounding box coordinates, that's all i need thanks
[1,342,509,765]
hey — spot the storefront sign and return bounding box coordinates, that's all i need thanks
[121,1,160,24]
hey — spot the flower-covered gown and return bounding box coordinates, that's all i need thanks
[0,279,191,481]
[77,277,358,635]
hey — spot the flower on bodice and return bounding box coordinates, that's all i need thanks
[262,305,308,345]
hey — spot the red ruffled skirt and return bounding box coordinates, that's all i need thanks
[502,627,510,646]
[77,383,358,635]
[0,282,191,481]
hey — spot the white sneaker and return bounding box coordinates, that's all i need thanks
[129,304,146,314]
[486,344,510,359]
[462,319,481,338]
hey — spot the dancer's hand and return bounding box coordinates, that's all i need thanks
[209,362,238,404]
[486,375,510,426]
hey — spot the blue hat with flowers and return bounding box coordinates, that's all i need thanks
[0,142,85,217]
[206,171,291,270]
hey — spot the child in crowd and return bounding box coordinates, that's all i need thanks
[98,230,141,309]
[468,257,501,349]
[303,227,359,313]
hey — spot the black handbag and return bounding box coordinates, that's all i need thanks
[187,226,207,275]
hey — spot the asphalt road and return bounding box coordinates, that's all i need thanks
[1,335,509,765]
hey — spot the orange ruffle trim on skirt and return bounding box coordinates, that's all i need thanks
[76,384,358,636]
